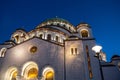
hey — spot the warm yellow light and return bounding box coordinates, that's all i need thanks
[46,71,54,80]
[12,71,18,78]
[42,67,54,80]
[28,68,38,79]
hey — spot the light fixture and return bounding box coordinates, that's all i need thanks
[92,45,102,53]
[92,45,104,80]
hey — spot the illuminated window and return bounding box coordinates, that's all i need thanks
[71,48,78,55]
[14,35,19,43]
[22,62,38,80]
[81,30,89,38]
[11,71,18,80]
[47,34,51,40]
[0,47,7,57]
[46,71,54,80]
[89,71,93,79]
[5,67,18,80]
[42,67,54,80]
[28,68,38,79]
[86,45,93,79]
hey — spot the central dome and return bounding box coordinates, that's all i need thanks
[36,17,76,32]
[42,17,71,24]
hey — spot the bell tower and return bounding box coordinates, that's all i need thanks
[65,23,102,80]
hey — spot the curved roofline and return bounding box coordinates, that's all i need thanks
[35,27,69,36]
[76,23,91,29]
[36,17,76,32]
[15,28,27,32]
[43,17,71,24]
[36,25,73,34]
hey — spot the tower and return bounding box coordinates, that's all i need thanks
[65,23,102,80]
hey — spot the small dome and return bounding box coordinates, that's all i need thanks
[111,55,120,59]
[77,22,90,29]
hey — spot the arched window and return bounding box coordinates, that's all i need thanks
[14,35,19,43]
[46,71,54,80]
[81,30,89,38]
[47,34,51,40]
[11,71,17,80]
[28,68,38,79]
[5,67,18,80]
[0,48,7,57]
[39,34,43,39]
[22,61,39,80]
[42,67,54,80]
[55,36,59,42]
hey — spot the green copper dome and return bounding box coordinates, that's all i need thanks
[37,17,74,27]
[36,17,76,32]
[43,17,71,24]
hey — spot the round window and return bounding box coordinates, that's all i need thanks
[30,46,37,53]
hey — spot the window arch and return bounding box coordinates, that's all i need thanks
[0,47,7,57]
[47,34,51,40]
[55,36,59,42]
[22,61,39,80]
[81,29,89,38]
[39,34,43,39]
[5,67,18,80]
[42,67,55,80]
[14,35,19,43]
[28,68,38,79]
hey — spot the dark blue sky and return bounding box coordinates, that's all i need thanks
[0,0,120,61]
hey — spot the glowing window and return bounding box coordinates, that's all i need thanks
[28,68,38,79]
[81,30,89,38]
[22,62,38,80]
[0,47,7,57]
[14,35,19,43]
[11,71,18,80]
[86,45,93,79]
[5,67,18,80]
[47,34,51,40]
[46,71,54,80]
[42,67,54,80]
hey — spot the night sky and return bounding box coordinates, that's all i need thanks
[0,0,120,61]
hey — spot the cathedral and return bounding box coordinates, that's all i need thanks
[0,17,120,80]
